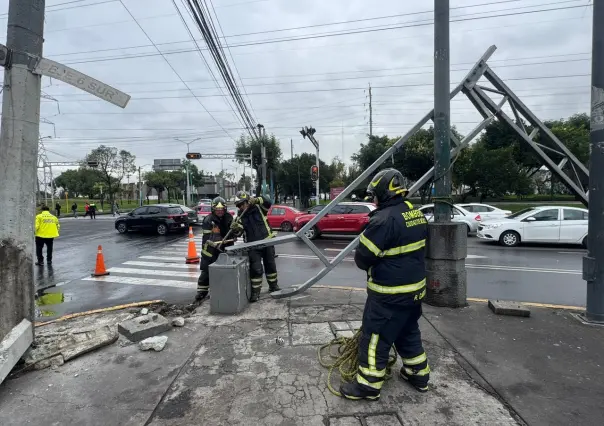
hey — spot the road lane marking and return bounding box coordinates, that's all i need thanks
[140,255,183,262]
[272,254,580,274]
[107,267,198,278]
[83,275,195,289]
[124,261,198,269]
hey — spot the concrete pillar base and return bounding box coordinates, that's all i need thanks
[425,222,468,308]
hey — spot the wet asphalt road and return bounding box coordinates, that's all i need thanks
[34,218,586,320]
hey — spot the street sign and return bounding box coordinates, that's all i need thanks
[153,158,182,171]
[33,58,131,108]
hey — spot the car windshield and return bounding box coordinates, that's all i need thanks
[506,207,537,219]
[167,207,183,214]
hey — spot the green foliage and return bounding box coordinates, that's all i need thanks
[235,133,282,194]
[277,153,331,203]
[86,145,136,203]
[54,168,104,198]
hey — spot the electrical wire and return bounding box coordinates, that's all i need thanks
[116,0,237,142]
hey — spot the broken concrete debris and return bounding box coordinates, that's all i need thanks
[488,300,531,317]
[139,336,168,352]
[172,317,185,327]
[118,313,171,342]
[24,325,118,371]
[140,308,149,315]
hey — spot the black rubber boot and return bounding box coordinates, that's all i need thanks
[339,381,380,401]
[268,283,281,293]
[399,367,429,393]
[250,288,261,303]
[195,291,209,302]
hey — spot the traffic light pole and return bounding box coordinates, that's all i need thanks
[315,145,320,201]
[584,0,604,323]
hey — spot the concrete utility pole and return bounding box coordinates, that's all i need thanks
[0,0,45,382]
[369,83,373,137]
[257,124,267,195]
[425,0,468,308]
[291,138,294,160]
[585,0,604,323]
[433,0,452,222]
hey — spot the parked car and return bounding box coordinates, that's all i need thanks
[477,206,588,247]
[418,204,479,234]
[115,204,189,235]
[307,205,325,214]
[180,205,198,225]
[198,198,212,204]
[293,202,376,240]
[457,203,512,221]
[196,203,236,221]
[267,205,303,232]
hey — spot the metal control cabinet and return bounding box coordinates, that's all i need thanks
[208,253,251,314]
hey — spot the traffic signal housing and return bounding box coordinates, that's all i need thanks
[186,152,202,160]
[310,165,318,181]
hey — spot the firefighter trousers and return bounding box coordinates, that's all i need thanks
[356,296,429,393]
[197,257,215,294]
[248,246,278,290]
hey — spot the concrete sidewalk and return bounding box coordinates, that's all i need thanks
[0,287,601,425]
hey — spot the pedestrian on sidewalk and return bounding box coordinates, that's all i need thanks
[112,201,120,217]
[71,202,78,218]
[89,202,97,219]
[55,202,61,218]
[35,205,60,266]
[84,202,90,218]
[340,168,430,401]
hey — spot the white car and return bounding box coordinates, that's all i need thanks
[477,206,588,247]
[457,203,512,221]
[418,204,480,234]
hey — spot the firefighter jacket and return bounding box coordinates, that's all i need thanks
[200,212,234,260]
[354,197,428,306]
[35,211,60,239]
[239,196,273,243]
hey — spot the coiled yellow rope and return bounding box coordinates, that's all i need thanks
[317,329,398,396]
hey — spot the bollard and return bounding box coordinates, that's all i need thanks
[425,222,468,307]
[208,253,251,314]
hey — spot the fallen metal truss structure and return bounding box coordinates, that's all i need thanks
[226,44,589,298]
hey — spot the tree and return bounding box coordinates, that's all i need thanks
[86,146,136,204]
[235,133,282,195]
[54,168,103,198]
[181,160,205,188]
[328,157,347,188]
[351,135,398,172]
[238,174,252,191]
[144,171,170,202]
[277,153,328,206]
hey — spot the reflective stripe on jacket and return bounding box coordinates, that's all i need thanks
[240,196,273,243]
[354,197,428,305]
[35,211,60,238]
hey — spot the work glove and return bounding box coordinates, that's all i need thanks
[230,221,243,232]
[249,197,261,205]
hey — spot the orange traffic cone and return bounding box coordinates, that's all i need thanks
[185,226,200,264]
[91,245,110,276]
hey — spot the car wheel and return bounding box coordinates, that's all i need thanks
[117,222,128,234]
[280,221,293,232]
[499,231,520,247]
[156,223,168,236]
[582,236,588,249]
[304,226,319,240]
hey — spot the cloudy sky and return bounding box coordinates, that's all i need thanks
[0,0,594,182]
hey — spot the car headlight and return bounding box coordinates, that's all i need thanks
[482,223,502,230]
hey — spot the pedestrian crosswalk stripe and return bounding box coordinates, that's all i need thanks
[108,267,198,278]
[123,261,198,269]
[83,275,195,289]
[137,255,184,262]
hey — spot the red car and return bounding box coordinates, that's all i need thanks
[293,202,376,240]
[267,205,304,232]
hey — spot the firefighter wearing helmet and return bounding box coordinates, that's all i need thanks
[196,197,234,301]
[339,168,430,401]
[230,190,279,302]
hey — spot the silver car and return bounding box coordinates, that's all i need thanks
[418,204,480,234]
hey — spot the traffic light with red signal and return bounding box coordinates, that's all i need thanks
[310,165,318,181]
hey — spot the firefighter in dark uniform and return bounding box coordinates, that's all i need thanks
[196,197,234,301]
[231,190,280,302]
[340,168,430,401]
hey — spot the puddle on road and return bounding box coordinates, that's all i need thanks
[35,289,73,318]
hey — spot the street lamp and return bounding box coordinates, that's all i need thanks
[300,126,320,202]
[174,137,202,205]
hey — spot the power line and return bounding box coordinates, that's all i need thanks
[30,2,591,67]
[116,0,237,142]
